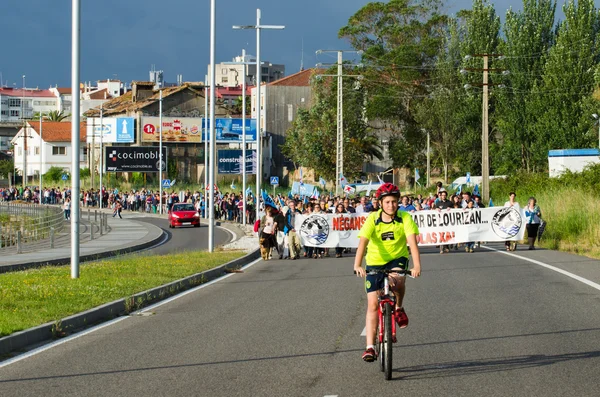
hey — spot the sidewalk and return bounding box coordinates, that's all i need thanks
[0,212,165,273]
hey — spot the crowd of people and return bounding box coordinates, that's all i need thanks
[0,181,544,251]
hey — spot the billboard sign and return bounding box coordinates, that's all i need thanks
[140,117,257,143]
[218,150,257,174]
[87,118,135,143]
[202,118,257,142]
[104,146,167,172]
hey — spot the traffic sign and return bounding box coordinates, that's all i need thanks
[270,176,279,186]
[162,179,171,189]
[61,174,68,181]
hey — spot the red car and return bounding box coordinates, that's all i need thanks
[168,203,200,228]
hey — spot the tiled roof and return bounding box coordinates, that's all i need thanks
[56,87,73,95]
[26,121,86,142]
[84,83,205,117]
[267,68,324,87]
[87,88,111,100]
[0,88,56,98]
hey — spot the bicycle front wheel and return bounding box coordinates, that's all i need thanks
[384,303,393,380]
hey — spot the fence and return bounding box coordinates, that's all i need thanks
[0,203,65,252]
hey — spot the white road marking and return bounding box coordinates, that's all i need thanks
[482,246,600,291]
[0,257,263,368]
[361,327,366,336]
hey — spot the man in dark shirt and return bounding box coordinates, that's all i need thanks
[433,190,453,254]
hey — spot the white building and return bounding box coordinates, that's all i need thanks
[548,149,600,177]
[209,54,285,88]
[10,121,87,182]
[0,87,57,122]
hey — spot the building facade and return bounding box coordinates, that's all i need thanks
[0,88,57,122]
[10,121,87,182]
[209,54,285,88]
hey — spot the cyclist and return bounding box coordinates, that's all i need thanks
[353,183,422,362]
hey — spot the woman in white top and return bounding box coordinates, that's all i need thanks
[503,192,520,251]
[260,206,278,259]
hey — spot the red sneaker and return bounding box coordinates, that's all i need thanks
[362,348,377,362]
[395,307,409,329]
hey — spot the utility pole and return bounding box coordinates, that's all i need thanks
[22,75,27,190]
[315,49,362,195]
[461,54,507,203]
[71,0,81,279]
[159,90,163,214]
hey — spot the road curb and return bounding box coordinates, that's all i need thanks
[0,221,166,274]
[0,248,260,357]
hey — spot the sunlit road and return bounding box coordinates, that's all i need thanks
[2,244,600,396]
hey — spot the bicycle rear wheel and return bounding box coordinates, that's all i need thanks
[383,303,393,380]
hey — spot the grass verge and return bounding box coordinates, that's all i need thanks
[0,250,245,337]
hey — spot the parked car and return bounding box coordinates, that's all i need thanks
[168,203,200,228]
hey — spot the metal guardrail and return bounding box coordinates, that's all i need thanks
[0,203,65,251]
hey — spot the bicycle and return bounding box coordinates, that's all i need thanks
[358,268,413,380]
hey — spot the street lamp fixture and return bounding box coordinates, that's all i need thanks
[233,9,285,223]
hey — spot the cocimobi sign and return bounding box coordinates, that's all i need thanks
[104,146,167,173]
[294,207,526,248]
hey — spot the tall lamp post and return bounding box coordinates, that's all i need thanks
[223,49,252,226]
[234,9,285,222]
[39,112,43,203]
[71,0,81,279]
[22,75,27,189]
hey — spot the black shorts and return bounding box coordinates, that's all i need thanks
[365,257,409,294]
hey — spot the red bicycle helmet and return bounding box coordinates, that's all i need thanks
[375,183,400,199]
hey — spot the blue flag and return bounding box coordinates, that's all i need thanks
[261,190,277,209]
[489,198,494,207]
[279,197,286,207]
[245,186,252,197]
[457,184,462,195]
[303,195,309,204]
[319,177,326,187]
[288,191,293,199]
[230,181,236,190]
[339,173,348,187]
[473,184,480,196]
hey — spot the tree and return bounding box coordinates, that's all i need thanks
[45,110,69,122]
[0,159,14,179]
[529,0,600,170]
[414,18,466,183]
[44,166,66,182]
[456,0,501,176]
[281,71,382,181]
[338,0,448,170]
[493,0,556,174]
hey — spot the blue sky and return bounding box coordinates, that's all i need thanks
[0,0,568,89]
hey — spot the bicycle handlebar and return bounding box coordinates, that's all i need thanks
[354,269,415,278]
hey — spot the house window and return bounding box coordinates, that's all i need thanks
[52,146,66,155]
[9,98,21,107]
[222,77,228,83]
[0,110,7,116]
[34,147,40,155]
[222,68,228,75]
[10,110,20,117]
[261,67,268,74]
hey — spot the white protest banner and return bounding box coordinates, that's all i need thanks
[295,207,526,248]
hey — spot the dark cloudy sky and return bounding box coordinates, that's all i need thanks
[1,0,569,89]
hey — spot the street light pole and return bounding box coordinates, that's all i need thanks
[99,105,103,209]
[39,112,43,202]
[234,9,285,222]
[427,130,430,188]
[159,89,163,214]
[22,75,27,190]
[208,0,217,252]
[71,0,81,279]
[482,55,489,203]
[223,49,252,226]
[204,75,208,219]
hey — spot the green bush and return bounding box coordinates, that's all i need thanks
[44,166,66,182]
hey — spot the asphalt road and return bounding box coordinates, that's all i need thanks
[134,217,233,255]
[1,244,600,396]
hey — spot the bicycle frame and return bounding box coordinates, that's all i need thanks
[378,276,396,344]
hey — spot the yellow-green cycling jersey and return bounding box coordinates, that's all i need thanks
[357,209,419,266]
